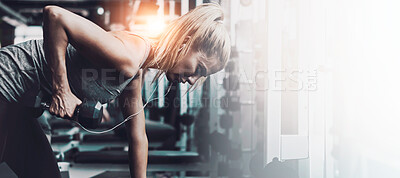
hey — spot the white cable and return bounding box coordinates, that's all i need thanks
[77,74,173,134]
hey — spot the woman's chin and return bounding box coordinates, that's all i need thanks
[166,74,177,83]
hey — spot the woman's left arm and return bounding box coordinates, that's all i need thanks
[118,69,148,178]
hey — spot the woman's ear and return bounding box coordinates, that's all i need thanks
[179,36,191,51]
[183,35,191,44]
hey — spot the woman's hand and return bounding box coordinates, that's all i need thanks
[49,89,82,118]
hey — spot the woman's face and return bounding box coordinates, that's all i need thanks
[166,48,220,85]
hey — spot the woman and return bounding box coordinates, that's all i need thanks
[0,3,230,178]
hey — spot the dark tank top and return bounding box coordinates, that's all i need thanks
[0,33,150,105]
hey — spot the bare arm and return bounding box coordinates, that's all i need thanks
[42,5,143,117]
[43,6,140,75]
[43,5,81,117]
[118,70,148,178]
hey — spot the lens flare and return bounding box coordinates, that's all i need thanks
[146,16,166,37]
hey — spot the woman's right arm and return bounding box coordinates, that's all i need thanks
[43,6,81,117]
[42,6,143,117]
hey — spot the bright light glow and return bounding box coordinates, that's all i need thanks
[326,0,400,176]
[14,26,42,44]
[97,7,104,15]
[146,16,166,37]
[264,0,400,177]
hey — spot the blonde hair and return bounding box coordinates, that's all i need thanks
[146,3,231,88]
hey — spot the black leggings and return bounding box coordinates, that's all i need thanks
[0,100,61,178]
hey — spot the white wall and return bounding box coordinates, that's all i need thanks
[264,0,400,177]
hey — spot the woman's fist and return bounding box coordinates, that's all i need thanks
[49,89,82,118]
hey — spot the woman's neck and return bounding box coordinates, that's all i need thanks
[141,43,159,69]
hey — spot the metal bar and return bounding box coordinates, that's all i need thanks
[265,0,284,165]
[0,2,28,25]
[181,0,189,15]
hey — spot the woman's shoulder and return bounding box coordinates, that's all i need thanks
[108,31,149,68]
[109,31,149,49]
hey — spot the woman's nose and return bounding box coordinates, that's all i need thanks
[188,76,199,85]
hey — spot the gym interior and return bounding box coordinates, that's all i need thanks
[0,0,400,178]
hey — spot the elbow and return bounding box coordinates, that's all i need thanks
[130,135,148,149]
[43,5,63,22]
[129,132,148,145]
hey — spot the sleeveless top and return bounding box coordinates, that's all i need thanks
[0,32,150,105]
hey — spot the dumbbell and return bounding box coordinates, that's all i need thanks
[223,74,240,91]
[220,113,233,129]
[178,113,195,126]
[220,95,241,111]
[41,100,103,129]
[225,61,236,73]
